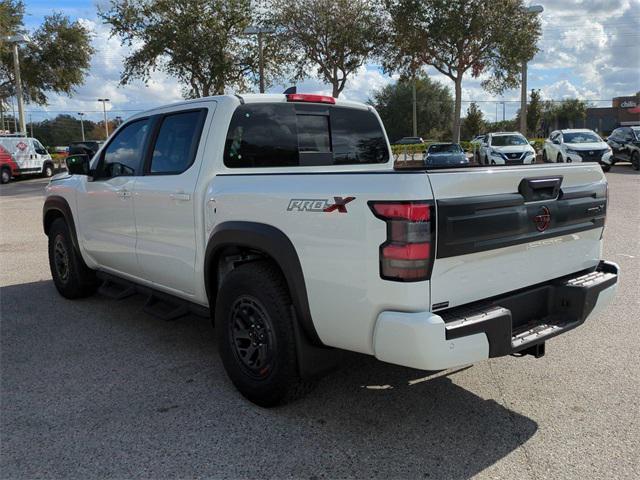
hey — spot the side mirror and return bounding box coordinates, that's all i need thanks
[66,154,91,176]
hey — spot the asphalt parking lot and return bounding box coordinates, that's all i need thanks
[1,166,639,479]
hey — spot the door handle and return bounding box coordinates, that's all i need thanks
[170,192,191,202]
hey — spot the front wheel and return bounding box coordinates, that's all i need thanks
[216,261,314,407]
[601,163,611,172]
[48,218,98,298]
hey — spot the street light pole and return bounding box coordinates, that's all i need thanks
[520,60,528,134]
[520,5,544,136]
[97,99,110,139]
[78,112,85,141]
[243,26,276,93]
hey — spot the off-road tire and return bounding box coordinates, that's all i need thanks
[1,167,10,184]
[216,260,315,407]
[48,218,98,299]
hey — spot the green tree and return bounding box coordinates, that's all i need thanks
[270,0,385,98]
[555,99,587,127]
[383,0,541,143]
[461,102,484,139]
[100,0,280,97]
[0,0,94,105]
[368,74,453,142]
[540,99,588,133]
[30,114,98,146]
[526,89,542,136]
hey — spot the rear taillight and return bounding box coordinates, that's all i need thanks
[369,201,435,282]
[286,93,336,104]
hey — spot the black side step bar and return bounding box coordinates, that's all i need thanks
[96,271,209,321]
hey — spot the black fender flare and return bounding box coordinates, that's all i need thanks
[204,221,322,346]
[43,195,81,255]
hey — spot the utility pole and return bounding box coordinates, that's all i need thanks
[0,99,4,132]
[11,97,17,132]
[29,113,33,137]
[243,26,276,93]
[502,101,506,122]
[412,79,417,137]
[4,35,29,134]
[97,99,110,139]
[78,112,85,141]
[520,5,544,136]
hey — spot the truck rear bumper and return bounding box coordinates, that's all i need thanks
[373,261,619,371]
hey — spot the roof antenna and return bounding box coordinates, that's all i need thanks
[283,86,297,94]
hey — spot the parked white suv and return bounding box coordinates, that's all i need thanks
[478,132,536,165]
[542,129,613,170]
[43,94,619,406]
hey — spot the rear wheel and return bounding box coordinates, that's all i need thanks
[1,167,10,184]
[632,152,640,171]
[48,218,98,298]
[42,162,54,178]
[216,261,314,407]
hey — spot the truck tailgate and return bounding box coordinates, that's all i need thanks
[427,164,607,310]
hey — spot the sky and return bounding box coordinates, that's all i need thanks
[17,0,640,124]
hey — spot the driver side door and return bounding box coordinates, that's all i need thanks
[77,117,152,278]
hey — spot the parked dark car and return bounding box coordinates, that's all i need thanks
[607,126,640,170]
[425,143,469,167]
[68,141,104,158]
[394,136,424,145]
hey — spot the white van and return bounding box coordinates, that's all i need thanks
[0,134,54,183]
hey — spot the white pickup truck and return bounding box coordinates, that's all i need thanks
[44,94,619,406]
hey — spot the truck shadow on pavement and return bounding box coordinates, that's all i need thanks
[1,280,538,480]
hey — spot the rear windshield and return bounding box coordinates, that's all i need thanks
[224,103,389,168]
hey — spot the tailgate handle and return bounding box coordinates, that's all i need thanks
[519,176,563,202]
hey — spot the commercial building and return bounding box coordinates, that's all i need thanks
[585,95,640,134]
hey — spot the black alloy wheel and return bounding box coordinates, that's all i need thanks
[228,295,276,380]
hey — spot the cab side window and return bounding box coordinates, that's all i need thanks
[149,110,206,175]
[33,140,47,155]
[97,119,150,178]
